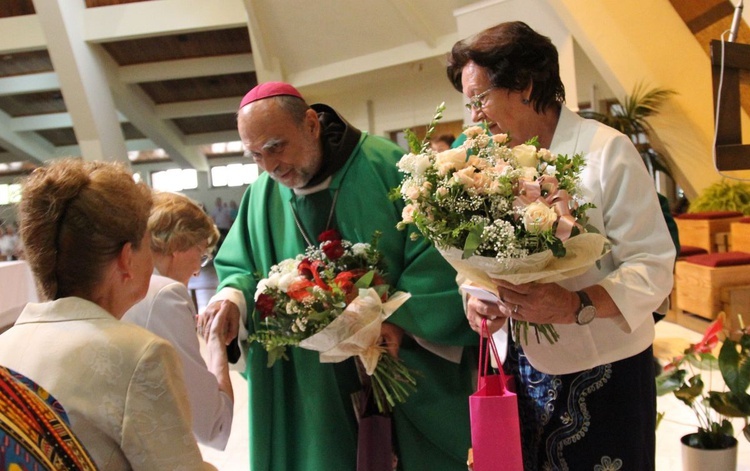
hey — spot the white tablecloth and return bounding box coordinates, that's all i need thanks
[0,261,38,330]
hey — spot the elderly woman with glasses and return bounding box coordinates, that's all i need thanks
[448,21,675,470]
[123,191,233,450]
[0,158,216,470]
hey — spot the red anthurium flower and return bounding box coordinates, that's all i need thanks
[298,259,331,290]
[334,270,358,284]
[298,258,314,279]
[318,229,341,243]
[322,240,345,260]
[309,260,330,290]
[297,258,312,280]
[692,317,723,354]
[334,270,357,296]
[256,293,276,319]
[287,279,316,301]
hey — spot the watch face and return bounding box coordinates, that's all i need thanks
[577,305,597,325]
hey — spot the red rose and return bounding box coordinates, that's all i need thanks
[287,279,316,301]
[318,229,342,243]
[322,240,345,260]
[255,293,276,319]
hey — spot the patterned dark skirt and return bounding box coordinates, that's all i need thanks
[504,340,656,471]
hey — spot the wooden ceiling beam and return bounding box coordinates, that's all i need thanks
[0,109,51,166]
[83,0,247,43]
[0,72,58,96]
[155,97,240,119]
[119,53,255,83]
[0,15,45,54]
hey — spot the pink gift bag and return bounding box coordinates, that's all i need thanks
[469,320,524,471]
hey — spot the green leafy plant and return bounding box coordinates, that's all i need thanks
[656,313,750,449]
[579,83,676,180]
[688,180,750,215]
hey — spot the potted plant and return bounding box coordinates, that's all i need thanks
[578,83,676,183]
[656,313,750,470]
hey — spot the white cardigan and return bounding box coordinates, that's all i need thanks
[123,274,233,450]
[495,107,676,374]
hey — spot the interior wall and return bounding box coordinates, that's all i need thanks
[546,0,750,199]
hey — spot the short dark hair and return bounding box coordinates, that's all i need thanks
[446,21,565,113]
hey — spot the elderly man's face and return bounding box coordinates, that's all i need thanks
[238,99,323,189]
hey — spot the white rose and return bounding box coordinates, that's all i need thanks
[537,148,555,162]
[351,243,369,256]
[413,153,432,176]
[255,278,271,300]
[452,166,476,187]
[464,126,485,138]
[277,258,298,275]
[277,272,302,292]
[435,147,469,175]
[513,144,539,168]
[523,201,558,234]
[491,133,509,145]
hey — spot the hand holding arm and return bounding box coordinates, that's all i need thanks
[198,299,240,345]
[205,307,233,403]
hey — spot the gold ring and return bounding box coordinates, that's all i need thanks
[513,304,519,314]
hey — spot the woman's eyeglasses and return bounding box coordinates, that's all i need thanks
[200,253,213,267]
[464,87,493,111]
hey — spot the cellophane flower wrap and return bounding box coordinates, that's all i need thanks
[394,104,609,344]
[248,229,415,413]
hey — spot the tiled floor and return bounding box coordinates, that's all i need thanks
[191,267,749,470]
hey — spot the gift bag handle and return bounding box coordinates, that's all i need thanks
[477,318,508,393]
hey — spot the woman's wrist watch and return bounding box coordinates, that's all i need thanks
[575,290,597,325]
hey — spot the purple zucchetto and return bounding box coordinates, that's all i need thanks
[239,82,303,110]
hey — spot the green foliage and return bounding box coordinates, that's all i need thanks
[689,180,750,215]
[578,82,676,180]
[403,102,446,154]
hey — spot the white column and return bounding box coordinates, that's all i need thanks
[32,0,128,163]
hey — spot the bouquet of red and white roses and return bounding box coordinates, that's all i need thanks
[249,229,415,413]
[394,104,609,344]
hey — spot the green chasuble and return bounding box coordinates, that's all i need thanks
[216,127,477,471]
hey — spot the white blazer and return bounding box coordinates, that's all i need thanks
[0,297,216,470]
[123,274,233,450]
[496,107,676,374]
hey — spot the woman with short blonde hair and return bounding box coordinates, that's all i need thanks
[124,191,233,450]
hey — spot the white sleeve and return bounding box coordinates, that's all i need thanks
[148,283,234,450]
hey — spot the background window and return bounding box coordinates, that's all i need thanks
[211,163,259,187]
[0,184,21,205]
[151,168,198,192]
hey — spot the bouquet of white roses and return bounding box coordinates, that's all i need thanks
[394,104,608,344]
[249,229,414,413]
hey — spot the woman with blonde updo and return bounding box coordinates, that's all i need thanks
[123,191,233,450]
[0,158,216,470]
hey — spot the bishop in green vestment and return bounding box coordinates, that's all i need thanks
[200,82,477,471]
